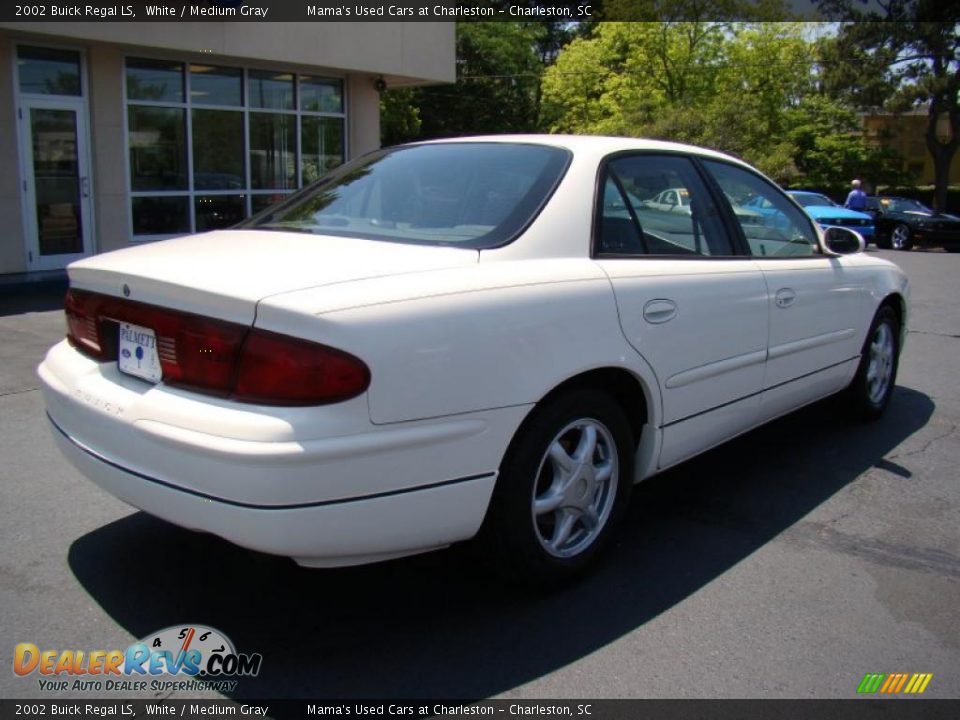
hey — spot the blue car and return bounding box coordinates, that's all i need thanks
[787,191,875,241]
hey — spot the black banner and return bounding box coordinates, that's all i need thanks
[2,700,960,720]
[0,0,865,23]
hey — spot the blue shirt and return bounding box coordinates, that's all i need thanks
[845,189,867,211]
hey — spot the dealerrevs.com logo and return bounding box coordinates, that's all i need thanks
[14,625,262,693]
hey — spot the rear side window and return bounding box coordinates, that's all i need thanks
[702,160,819,257]
[596,154,735,257]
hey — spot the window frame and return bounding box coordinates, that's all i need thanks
[122,54,347,242]
[591,150,747,260]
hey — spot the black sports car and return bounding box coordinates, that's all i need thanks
[865,196,960,252]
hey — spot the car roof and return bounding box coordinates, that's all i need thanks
[417,134,753,168]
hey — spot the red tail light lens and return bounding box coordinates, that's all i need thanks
[65,289,104,358]
[234,329,370,406]
[63,289,370,406]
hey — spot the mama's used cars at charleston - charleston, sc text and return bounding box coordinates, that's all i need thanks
[39,135,908,584]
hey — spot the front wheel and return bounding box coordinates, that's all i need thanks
[483,389,634,586]
[890,223,914,250]
[846,305,901,420]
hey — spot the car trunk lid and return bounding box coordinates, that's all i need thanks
[67,229,479,324]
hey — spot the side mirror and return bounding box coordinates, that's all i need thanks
[822,226,865,255]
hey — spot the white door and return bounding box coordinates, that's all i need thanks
[701,159,866,419]
[19,97,94,271]
[594,154,770,470]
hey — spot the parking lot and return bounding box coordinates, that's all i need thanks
[1,248,957,701]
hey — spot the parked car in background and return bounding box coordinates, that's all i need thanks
[39,136,908,585]
[644,186,764,225]
[865,195,960,252]
[785,191,875,241]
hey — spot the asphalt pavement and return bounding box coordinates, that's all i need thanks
[1,248,957,701]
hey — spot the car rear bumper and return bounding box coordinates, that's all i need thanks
[39,340,524,567]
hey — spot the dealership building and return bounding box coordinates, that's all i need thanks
[0,22,454,276]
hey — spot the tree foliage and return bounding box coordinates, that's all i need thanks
[380,22,547,145]
[541,21,903,187]
[816,1,960,209]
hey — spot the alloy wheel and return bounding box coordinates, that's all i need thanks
[530,418,619,559]
[866,321,895,406]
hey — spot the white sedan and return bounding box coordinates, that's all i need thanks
[39,135,908,584]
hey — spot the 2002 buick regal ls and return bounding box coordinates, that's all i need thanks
[39,136,908,584]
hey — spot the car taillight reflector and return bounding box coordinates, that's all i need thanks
[63,289,369,406]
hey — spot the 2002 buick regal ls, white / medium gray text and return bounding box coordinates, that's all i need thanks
[39,135,908,584]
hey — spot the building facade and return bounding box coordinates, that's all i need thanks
[863,107,960,186]
[0,22,454,275]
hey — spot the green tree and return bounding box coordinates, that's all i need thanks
[380,88,421,148]
[541,22,817,181]
[381,22,547,144]
[816,2,960,210]
[786,95,908,191]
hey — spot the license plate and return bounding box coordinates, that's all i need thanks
[118,322,162,383]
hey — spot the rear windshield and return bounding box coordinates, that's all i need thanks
[242,143,571,249]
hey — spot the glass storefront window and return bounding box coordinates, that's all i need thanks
[132,196,190,235]
[190,65,243,107]
[18,46,81,96]
[250,112,297,190]
[196,195,246,232]
[251,193,290,215]
[192,110,244,190]
[126,58,184,103]
[249,70,294,110]
[126,58,344,237]
[301,116,344,185]
[128,106,187,191]
[300,77,343,113]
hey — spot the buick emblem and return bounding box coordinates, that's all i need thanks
[122,284,131,297]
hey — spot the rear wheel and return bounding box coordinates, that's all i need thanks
[846,304,900,420]
[890,223,914,250]
[484,389,634,586]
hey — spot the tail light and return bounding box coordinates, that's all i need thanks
[64,289,370,406]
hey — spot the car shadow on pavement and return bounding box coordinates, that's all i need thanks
[0,280,67,317]
[68,386,934,701]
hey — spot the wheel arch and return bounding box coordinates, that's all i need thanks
[496,366,657,484]
[880,291,907,349]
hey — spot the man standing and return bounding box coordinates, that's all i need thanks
[845,179,868,211]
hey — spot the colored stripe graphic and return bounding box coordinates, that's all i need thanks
[858,673,886,694]
[913,674,933,694]
[857,672,933,694]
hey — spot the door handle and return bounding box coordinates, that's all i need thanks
[643,299,678,324]
[81,177,90,198]
[775,288,796,308]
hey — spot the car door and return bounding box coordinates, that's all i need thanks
[593,153,770,470]
[701,160,867,420]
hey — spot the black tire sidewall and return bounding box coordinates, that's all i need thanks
[486,389,634,584]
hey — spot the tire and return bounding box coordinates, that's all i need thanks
[846,304,901,421]
[890,223,914,250]
[483,388,634,586]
